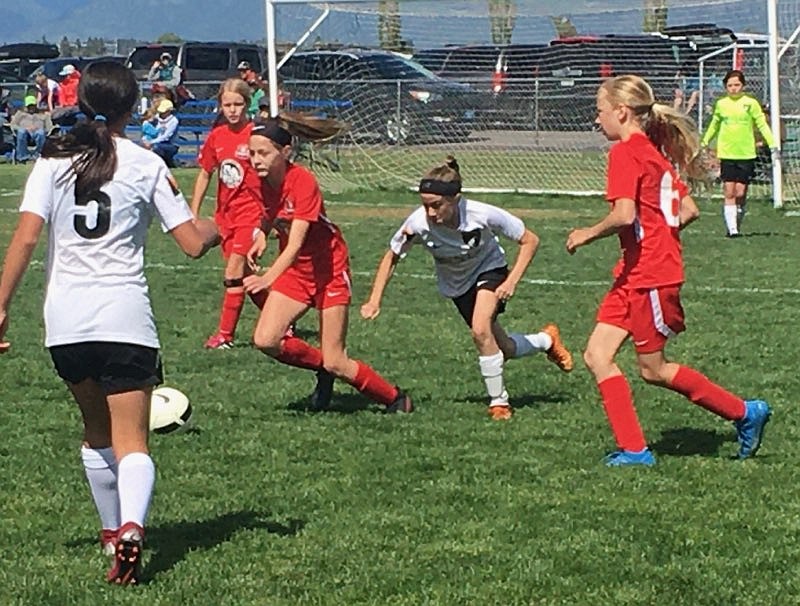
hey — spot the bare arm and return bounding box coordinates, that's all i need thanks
[244,220,311,294]
[189,169,212,218]
[361,249,401,320]
[169,218,220,259]
[495,228,539,302]
[679,195,700,230]
[0,212,45,352]
[565,198,636,254]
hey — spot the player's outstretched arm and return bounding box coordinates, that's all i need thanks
[496,228,539,301]
[566,198,635,254]
[170,218,220,259]
[0,212,45,352]
[361,249,400,320]
[189,168,212,218]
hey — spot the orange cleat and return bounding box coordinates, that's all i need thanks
[488,404,513,420]
[541,323,573,372]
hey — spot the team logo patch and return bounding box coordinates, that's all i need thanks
[219,159,245,188]
[235,143,250,160]
[462,229,482,248]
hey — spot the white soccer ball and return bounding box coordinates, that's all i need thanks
[150,387,193,434]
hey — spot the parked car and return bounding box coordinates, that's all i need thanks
[279,48,483,144]
[28,56,127,81]
[126,41,266,98]
[0,43,59,82]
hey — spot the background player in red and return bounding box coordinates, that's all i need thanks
[244,114,412,414]
[360,156,573,421]
[190,78,265,349]
[566,74,771,467]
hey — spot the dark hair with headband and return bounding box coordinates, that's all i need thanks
[251,111,347,146]
[419,155,462,196]
[42,61,138,197]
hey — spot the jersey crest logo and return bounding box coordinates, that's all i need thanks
[462,229,481,248]
[235,144,250,160]
[284,197,295,213]
[219,159,244,188]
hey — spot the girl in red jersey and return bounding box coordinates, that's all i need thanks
[565,74,771,467]
[243,114,412,413]
[190,78,266,349]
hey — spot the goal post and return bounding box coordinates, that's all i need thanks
[263,0,800,206]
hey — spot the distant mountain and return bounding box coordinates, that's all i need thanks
[1,0,767,50]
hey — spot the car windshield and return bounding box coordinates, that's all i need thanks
[363,54,441,81]
[128,47,179,70]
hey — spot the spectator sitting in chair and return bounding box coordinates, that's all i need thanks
[149,52,182,91]
[141,98,180,167]
[51,64,81,126]
[10,95,54,163]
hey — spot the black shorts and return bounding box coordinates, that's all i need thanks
[720,159,755,184]
[49,342,163,394]
[451,266,509,328]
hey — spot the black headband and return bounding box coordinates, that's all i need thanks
[252,122,292,147]
[418,179,461,196]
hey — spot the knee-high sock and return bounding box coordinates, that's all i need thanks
[509,332,551,358]
[81,446,120,531]
[276,336,323,370]
[218,290,246,337]
[667,365,746,421]
[479,352,509,405]
[344,361,399,406]
[117,452,155,529]
[723,205,738,234]
[598,375,647,452]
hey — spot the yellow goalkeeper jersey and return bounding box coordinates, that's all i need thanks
[701,93,775,160]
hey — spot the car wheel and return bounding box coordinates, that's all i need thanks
[385,111,413,145]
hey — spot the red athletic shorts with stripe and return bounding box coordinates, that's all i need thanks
[220,224,260,260]
[271,265,352,310]
[597,283,686,354]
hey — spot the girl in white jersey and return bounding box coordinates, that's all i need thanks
[0,62,219,585]
[361,157,573,420]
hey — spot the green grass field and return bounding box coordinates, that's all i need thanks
[1,164,800,605]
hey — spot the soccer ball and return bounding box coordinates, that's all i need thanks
[150,387,193,434]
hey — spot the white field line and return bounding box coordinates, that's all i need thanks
[27,260,800,296]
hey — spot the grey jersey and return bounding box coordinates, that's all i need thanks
[19,137,194,348]
[389,197,526,298]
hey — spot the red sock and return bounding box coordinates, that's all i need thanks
[597,375,647,452]
[276,336,323,370]
[218,290,246,337]
[345,361,399,406]
[668,366,746,421]
[248,290,268,310]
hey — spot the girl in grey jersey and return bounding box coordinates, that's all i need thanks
[0,62,219,585]
[361,157,573,420]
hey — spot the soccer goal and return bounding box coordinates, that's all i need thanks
[264,0,800,206]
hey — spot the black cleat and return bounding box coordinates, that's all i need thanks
[385,391,414,414]
[309,370,335,411]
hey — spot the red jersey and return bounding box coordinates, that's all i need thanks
[261,163,349,277]
[198,122,264,228]
[606,132,689,288]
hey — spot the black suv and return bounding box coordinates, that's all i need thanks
[126,42,266,97]
[278,48,483,144]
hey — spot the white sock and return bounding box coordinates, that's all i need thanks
[117,452,156,529]
[509,332,552,358]
[478,352,509,405]
[723,205,738,234]
[81,446,120,531]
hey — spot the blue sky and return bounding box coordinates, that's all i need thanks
[1,0,771,48]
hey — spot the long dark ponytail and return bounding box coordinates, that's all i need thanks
[42,62,138,198]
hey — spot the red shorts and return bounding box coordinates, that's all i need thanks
[597,284,686,354]
[271,265,352,310]
[220,225,260,259]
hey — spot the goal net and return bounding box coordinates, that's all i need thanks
[265,0,800,203]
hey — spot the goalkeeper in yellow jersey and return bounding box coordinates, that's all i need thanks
[701,69,777,237]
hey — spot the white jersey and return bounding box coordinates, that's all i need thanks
[389,197,526,298]
[19,137,194,348]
